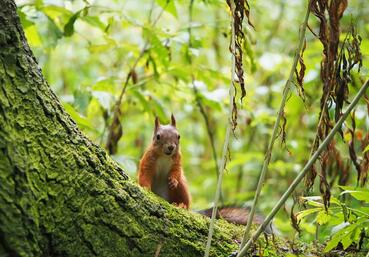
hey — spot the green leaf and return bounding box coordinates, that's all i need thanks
[296,208,321,221]
[17,9,34,29]
[168,66,190,82]
[92,78,117,94]
[300,196,324,207]
[143,28,170,68]
[91,91,114,110]
[324,225,355,252]
[105,17,114,33]
[88,44,113,53]
[329,196,342,205]
[363,144,369,153]
[197,91,222,111]
[156,0,177,18]
[324,234,342,252]
[64,9,83,37]
[24,25,42,47]
[316,210,331,225]
[81,16,106,31]
[40,5,73,30]
[88,37,117,53]
[324,218,367,252]
[131,90,150,112]
[341,231,354,250]
[63,103,94,129]
[151,96,167,121]
[340,190,369,202]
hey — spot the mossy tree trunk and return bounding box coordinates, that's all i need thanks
[0,1,239,256]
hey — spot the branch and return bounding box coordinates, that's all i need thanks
[239,0,312,248]
[105,2,166,153]
[237,78,369,256]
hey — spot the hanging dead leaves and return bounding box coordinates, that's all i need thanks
[226,0,254,131]
[294,39,307,103]
[105,107,123,155]
[304,0,367,209]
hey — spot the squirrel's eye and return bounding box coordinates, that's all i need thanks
[178,134,180,139]
[156,134,161,140]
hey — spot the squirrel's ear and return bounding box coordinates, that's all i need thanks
[171,114,176,127]
[154,116,160,132]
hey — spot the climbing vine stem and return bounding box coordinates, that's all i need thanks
[204,0,237,256]
[239,0,312,249]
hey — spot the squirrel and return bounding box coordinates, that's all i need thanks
[138,114,191,209]
[137,116,276,234]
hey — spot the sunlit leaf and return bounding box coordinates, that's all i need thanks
[363,144,369,153]
[341,231,354,250]
[156,0,177,18]
[63,103,94,129]
[92,78,117,94]
[296,208,321,221]
[40,5,73,29]
[324,218,368,252]
[24,25,42,47]
[143,28,170,68]
[81,16,106,31]
[92,91,114,110]
[17,9,34,28]
[316,210,331,225]
[324,224,356,252]
[340,190,369,202]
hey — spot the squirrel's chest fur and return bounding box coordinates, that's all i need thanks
[152,156,172,199]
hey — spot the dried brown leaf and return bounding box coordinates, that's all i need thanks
[105,110,123,155]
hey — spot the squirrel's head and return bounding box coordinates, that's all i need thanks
[152,114,180,156]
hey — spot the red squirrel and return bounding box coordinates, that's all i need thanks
[138,115,191,209]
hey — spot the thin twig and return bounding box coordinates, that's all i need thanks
[187,0,221,190]
[237,78,369,257]
[239,0,312,249]
[154,242,163,257]
[193,85,220,180]
[203,0,237,256]
[105,2,167,150]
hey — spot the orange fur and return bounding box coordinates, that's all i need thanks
[138,116,191,209]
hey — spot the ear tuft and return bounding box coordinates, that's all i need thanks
[171,114,176,127]
[155,117,160,132]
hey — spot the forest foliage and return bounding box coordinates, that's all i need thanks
[16,0,369,254]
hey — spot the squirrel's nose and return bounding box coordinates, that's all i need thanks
[168,145,174,152]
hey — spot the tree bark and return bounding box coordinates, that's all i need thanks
[0,1,239,256]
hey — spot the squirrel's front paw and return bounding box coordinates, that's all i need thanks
[168,177,178,189]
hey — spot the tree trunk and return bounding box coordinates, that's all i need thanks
[0,1,239,256]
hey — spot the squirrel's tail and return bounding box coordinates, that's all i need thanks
[197,206,278,235]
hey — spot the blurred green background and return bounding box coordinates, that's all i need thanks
[16,0,369,246]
